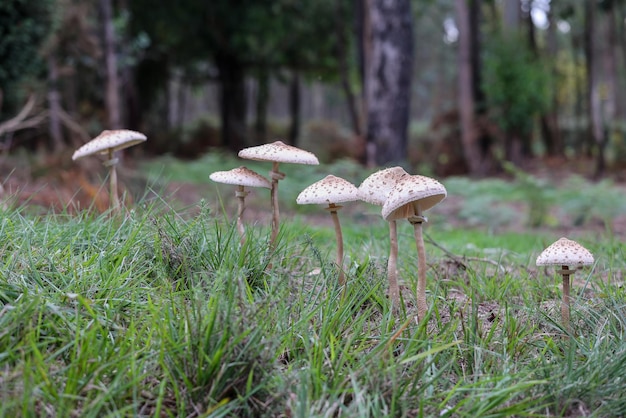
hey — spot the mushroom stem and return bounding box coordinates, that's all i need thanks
[326,203,346,285]
[269,162,284,249]
[235,186,249,245]
[560,265,571,332]
[409,214,428,321]
[105,148,120,213]
[387,220,400,309]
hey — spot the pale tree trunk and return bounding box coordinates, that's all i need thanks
[456,0,484,175]
[47,55,64,152]
[584,1,606,179]
[288,71,300,146]
[502,0,520,29]
[101,0,121,129]
[364,0,414,166]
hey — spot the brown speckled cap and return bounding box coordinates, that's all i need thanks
[238,140,319,165]
[536,237,594,267]
[358,166,408,206]
[296,175,360,205]
[381,175,447,221]
[72,129,147,160]
[209,166,271,189]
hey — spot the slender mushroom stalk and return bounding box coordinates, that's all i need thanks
[382,175,447,322]
[297,175,360,287]
[408,211,428,321]
[72,129,147,213]
[239,141,319,250]
[358,167,408,309]
[269,162,286,247]
[209,167,271,246]
[536,237,594,333]
[559,266,572,330]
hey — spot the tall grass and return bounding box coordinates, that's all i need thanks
[1,162,626,416]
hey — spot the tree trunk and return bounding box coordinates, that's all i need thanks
[47,55,64,152]
[254,67,269,145]
[101,0,121,129]
[584,1,606,178]
[539,7,562,156]
[456,0,484,175]
[216,51,247,152]
[288,70,300,146]
[364,0,414,166]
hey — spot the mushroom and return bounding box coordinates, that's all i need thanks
[238,141,319,248]
[358,167,408,309]
[536,237,594,332]
[209,166,271,245]
[296,175,360,286]
[382,175,447,321]
[72,129,147,212]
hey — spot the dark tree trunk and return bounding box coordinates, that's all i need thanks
[101,0,121,129]
[288,71,300,146]
[365,0,414,166]
[216,52,247,152]
[254,67,269,145]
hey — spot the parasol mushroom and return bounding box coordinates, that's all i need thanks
[238,141,319,248]
[536,237,594,332]
[382,175,447,321]
[358,167,408,309]
[72,129,147,212]
[296,175,360,286]
[209,166,271,245]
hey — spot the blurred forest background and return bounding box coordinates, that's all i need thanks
[1,0,626,187]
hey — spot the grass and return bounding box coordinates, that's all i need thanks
[1,157,625,416]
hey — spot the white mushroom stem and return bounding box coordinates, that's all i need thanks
[235,186,250,245]
[325,203,346,286]
[103,149,120,213]
[269,162,286,249]
[387,220,400,308]
[408,213,428,321]
[558,266,572,332]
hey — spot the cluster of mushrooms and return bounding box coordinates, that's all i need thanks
[72,132,596,330]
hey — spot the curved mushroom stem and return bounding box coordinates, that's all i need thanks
[104,148,120,213]
[387,220,401,309]
[409,213,428,322]
[235,186,249,245]
[269,162,285,249]
[559,265,572,332]
[326,203,345,286]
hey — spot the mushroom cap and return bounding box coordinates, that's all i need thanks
[209,166,271,189]
[358,166,408,206]
[296,175,360,205]
[238,140,319,165]
[72,129,147,160]
[536,237,594,267]
[382,175,447,221]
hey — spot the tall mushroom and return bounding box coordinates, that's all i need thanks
[209,166,271,245]
[72,129,147,212]
[536,237,594,332]
[382,175,447,321]
[238,141,319,248]
[358,167,408,309]
[296,175,360,286]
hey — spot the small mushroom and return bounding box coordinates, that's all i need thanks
[382,175,447,321]
[209,166,271,245]
[72,129,147,212]
[536,237,594,332]
[296,175,360,286]
[238,141,319,249]
[358,167,408,309]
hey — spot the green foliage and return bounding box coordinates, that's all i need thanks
[482,33,552,136]
[0,0,54,113]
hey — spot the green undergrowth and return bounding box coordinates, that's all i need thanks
[2,160,626,416]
